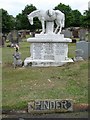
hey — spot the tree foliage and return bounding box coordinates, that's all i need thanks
[82,9,90,28]
[15,4,41,31]
[54,3,73,27]
[71,10,82,27]
[1,3,89,32]
[1,9,15,33]
[54,3,83,27]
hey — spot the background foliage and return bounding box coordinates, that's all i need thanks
[1,3,90,33]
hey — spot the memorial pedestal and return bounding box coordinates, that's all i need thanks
[24,34,73,67]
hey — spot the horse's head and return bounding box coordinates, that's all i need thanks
[27,15,33,25]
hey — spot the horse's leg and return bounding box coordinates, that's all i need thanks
[54,18,60,34]
[54,25,59,34]
[40,20,45,34]
[58,26,62,34]
[58,18,64,34]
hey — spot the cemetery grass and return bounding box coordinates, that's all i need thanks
[2,42,88,110]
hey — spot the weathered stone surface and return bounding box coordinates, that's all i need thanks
[76,41,90,59]
[24,34,73,67]
[28,99,73,113]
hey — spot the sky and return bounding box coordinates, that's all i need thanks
[0,0,89,17]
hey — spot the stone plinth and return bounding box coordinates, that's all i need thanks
[24,34,73,67]
[46,22,54,34]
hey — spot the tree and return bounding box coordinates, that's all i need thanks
[82,9,90,28]
[1,9,15,33]
[54,3,72,27]
[54,3,83,27]
[70,10,82,27]
[22,4,37,15]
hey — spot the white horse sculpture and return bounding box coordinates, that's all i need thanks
[28,9,65,34]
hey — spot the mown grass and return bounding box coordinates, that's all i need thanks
[2,40,88,110]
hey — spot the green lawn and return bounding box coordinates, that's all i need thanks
[2,41,88,110]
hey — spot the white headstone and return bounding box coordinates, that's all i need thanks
[62,29,72,38]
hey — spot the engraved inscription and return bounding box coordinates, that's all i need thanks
[43,43,54,60]
[44,55,54,60]
[44,43,54,54]
[28,99,73,112]
[33,43,43,59]
[55,43,66,55]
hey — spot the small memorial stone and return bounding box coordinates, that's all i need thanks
[28,99,73,113]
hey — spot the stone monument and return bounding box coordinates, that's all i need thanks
[8,30,20,47]
[24,9,73,67]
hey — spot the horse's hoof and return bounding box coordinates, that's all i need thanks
[57,32,60,34]
[40,32,44,34]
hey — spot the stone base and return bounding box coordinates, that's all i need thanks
[24,34,73,67]
[27,34,72,43]
[24,57,73,67]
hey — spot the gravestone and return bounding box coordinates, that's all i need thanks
[79,29,87,41]
[2,34,6,47]
[76,41,90,59]
[74,49,84,61]
[21,30,26,39]
[0,33,2,47]
[75,49,84,57]
[62,29,72,38]
[0,33,6,47]
[28,99,73,113]
[8,30,20,47]
[72,30,79,38]
[24,9,73,67]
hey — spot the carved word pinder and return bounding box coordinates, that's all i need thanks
[28,99,73,113]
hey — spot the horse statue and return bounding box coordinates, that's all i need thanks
[28,9,65,34]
